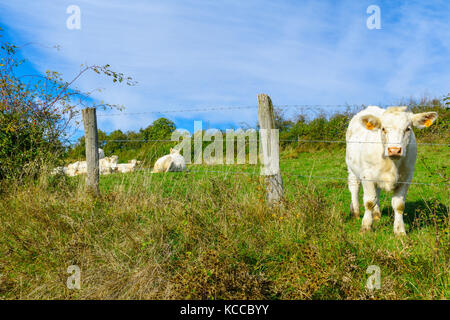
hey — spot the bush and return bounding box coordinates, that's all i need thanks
[0,39,65,180]
[279,99,448,151]
[0,28,134,179]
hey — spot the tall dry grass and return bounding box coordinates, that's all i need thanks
[0,168,447,299]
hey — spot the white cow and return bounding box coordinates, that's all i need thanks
[54,154,140,176]
[346,106,438,235]
[117,159,139,173]
[62,148,105,176]
[152,148,187,173]
[99,155,119,175]
[66,160,87,176]
[51,166,67,175]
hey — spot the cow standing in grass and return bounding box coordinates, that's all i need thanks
[346,106,438,235]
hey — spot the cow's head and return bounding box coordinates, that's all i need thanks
[361,106,438,158]
[170,148,180,155]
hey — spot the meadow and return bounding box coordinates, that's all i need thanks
[0,144,448,299]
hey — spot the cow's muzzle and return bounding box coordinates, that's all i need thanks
[387,147,402,157]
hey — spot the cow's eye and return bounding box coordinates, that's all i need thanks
[381,127,386,133]
[405,127,411,132]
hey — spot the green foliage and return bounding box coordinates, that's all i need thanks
[409,97,449,142]
[443,93,450,107]
[277,99,448,150]
[141,118,176,141]
[66,118,177,165]
[274,108,294,132]
[67,130,109,160]
[0,37,64,180]
[0,29,134,180]
[104,129,128,155]
[65,98,448,167]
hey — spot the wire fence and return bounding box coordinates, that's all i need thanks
[134,167,449,186]
[66,102,449,189]
[103,139,448,187]
[66,103,448,146]
[91,103,443,117]
[89,139,448,146]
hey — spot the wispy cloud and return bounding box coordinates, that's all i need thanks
[1,0,449,133]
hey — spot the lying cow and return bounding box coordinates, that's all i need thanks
[54,154,139,176]
[346,106,437,235]
[66,160,87,176]
[99,155,119,175]
[152,148,186,173]
[117,159,139,173]
[58,148,105,176]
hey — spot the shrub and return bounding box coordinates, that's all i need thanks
[0,28,134,179]
[0,39,65,179]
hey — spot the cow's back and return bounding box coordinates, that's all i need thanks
[152,155,173,173]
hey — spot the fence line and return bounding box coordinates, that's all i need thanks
[92,103,445,117]
[76,97,448,201]
[96,105,258,116]
[89,139,448,146]
[134,167,449,186]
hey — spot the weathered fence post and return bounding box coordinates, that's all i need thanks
[257,94,283,205]
[82,107,99,196]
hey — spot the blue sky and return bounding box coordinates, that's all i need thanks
[1,0,449,138]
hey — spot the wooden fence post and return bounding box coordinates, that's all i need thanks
[257,94,283,205]
[82,107,99,196]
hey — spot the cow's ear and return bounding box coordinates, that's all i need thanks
[361,115,381,130]
[412,112,438,129]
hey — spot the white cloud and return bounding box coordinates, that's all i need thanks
[1,0,449,133]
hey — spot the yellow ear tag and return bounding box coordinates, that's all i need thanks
[366,122,375,130]
[424,119,432,127]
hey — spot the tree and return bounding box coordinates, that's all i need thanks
[142,118,176,141]
[67,130,107,160]
[104,130,128,155]
[444,93,450,107]
[273,108,294,132]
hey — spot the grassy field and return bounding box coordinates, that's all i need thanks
[0,145,448,299]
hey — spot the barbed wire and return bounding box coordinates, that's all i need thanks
[64,103,448,187]
[94,104,364,117]
[134,167,448,186]
[96,105,259,116]
[67,103,447,146]
[82,139,449,146]
[92,103,445,117]
[290,140,448,146]
[280,171,449,186]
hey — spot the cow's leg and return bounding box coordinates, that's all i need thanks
[348,171,361,218]
[373,188,382,221]
[392,183,409,236]
[361,181,377,232]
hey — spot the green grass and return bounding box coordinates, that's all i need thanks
[0,145,448,299]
